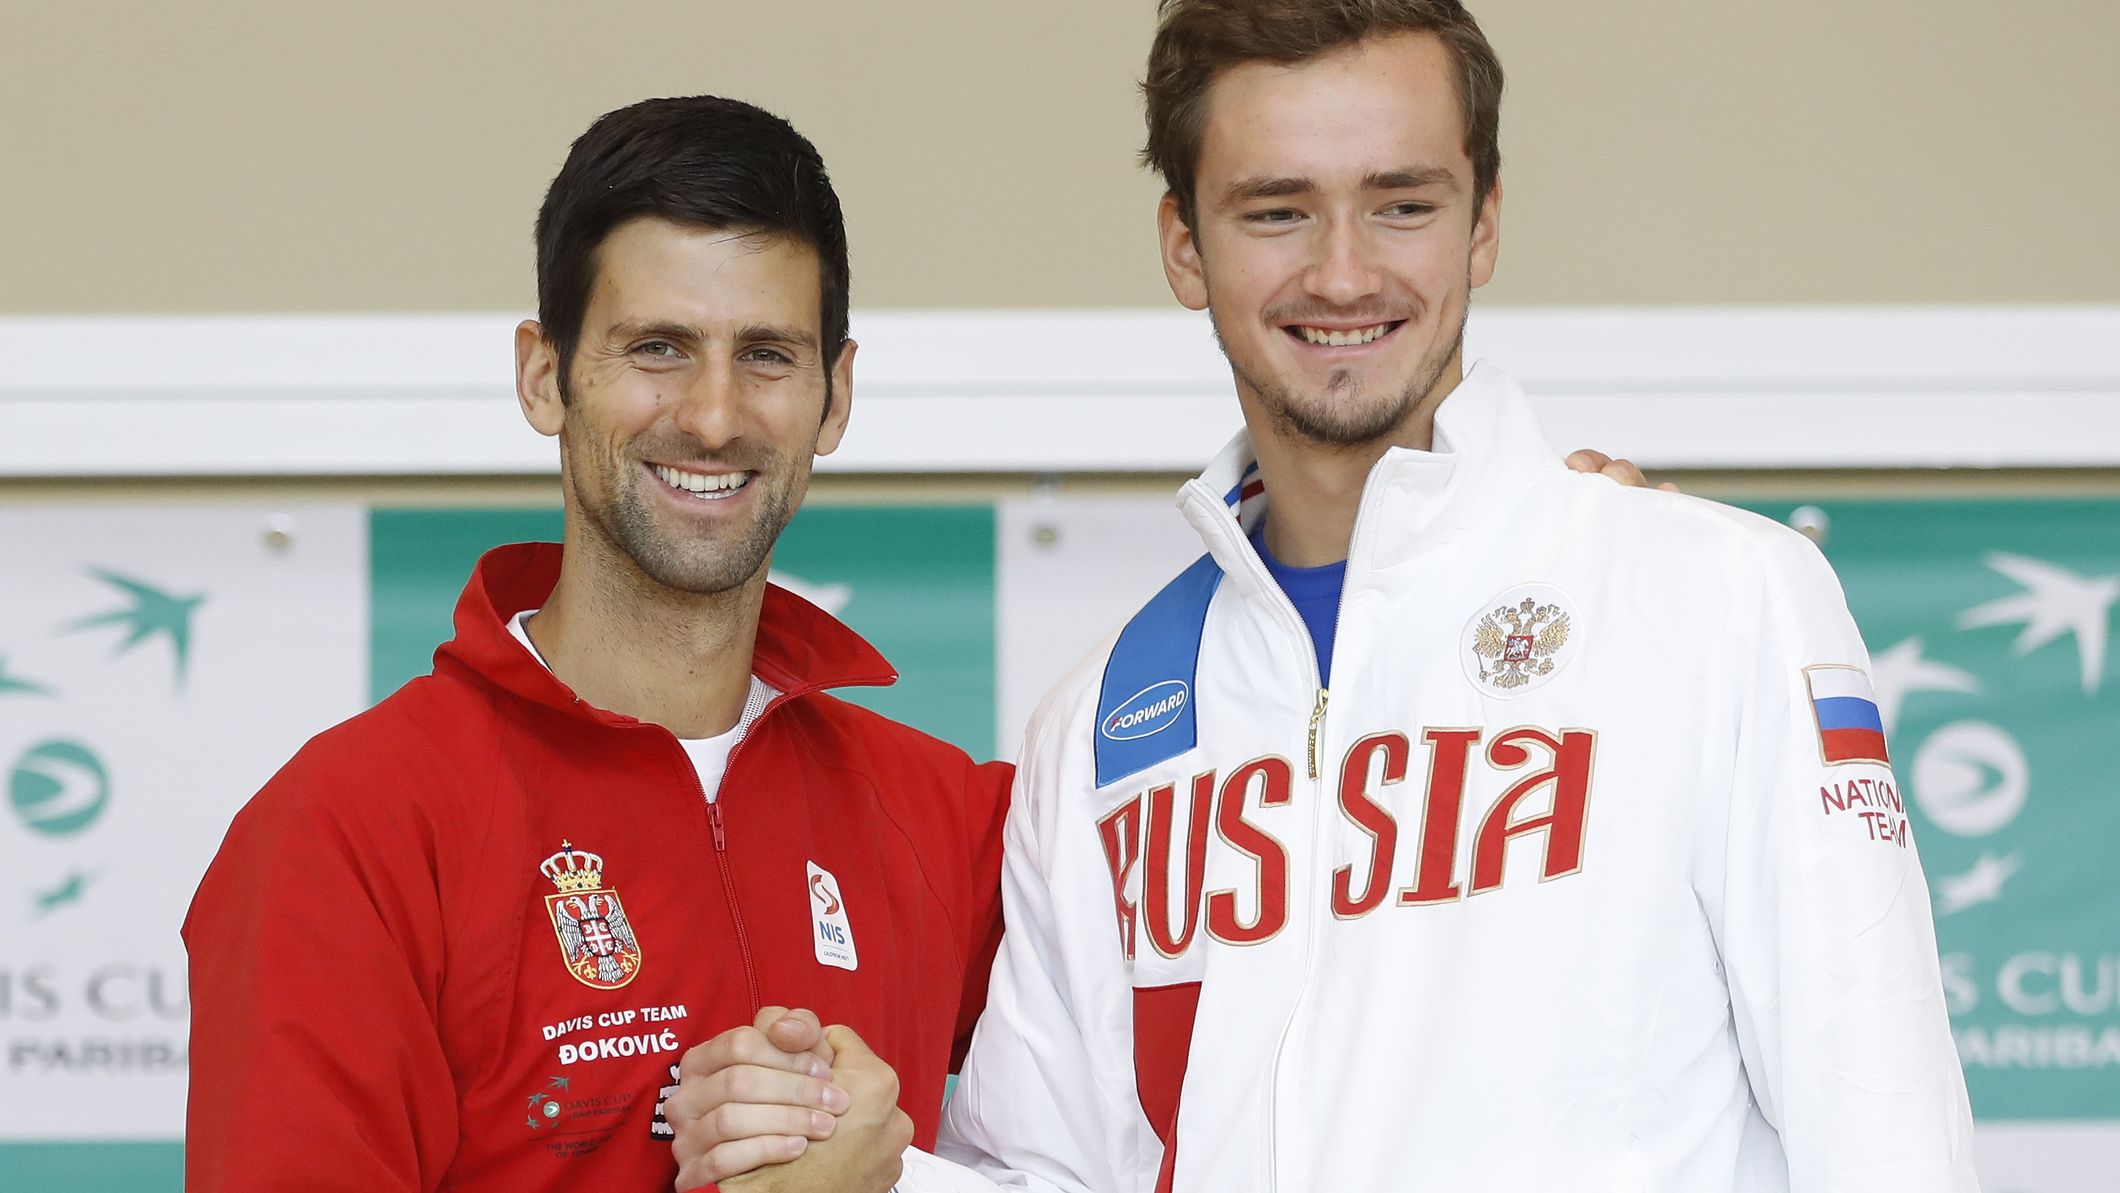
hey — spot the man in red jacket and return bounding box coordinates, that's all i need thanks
[183,95,1011,1193]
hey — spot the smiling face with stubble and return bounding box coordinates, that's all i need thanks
[530,215,853,597]
[1159,30,1501,450]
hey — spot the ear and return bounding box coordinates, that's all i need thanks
[515,320,567,436]
[814,338,857,457]
[1469,176,1502,290]
[1156,193,1210,311]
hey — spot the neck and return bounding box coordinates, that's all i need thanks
[1247,353,1465,568]
[527,530,764,739]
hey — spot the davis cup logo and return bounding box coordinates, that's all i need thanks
[1101,680,1189,741]
[541,841,644,990]
[8,739,111,837]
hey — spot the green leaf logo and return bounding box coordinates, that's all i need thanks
[61,569,206,693]
[0,656,58,699]
[8,739,111,837]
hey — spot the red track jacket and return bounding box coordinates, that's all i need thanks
[184,543,1011,1191]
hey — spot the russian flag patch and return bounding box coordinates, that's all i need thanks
[1804,665,1890,766]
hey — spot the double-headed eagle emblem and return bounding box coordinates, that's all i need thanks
[542,841,644,990]
[1471,597,1571,690]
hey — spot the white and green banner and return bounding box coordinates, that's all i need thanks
[2,497,2114,1189]
[0,506,368,1184]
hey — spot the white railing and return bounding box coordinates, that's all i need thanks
[3,307,2116,476]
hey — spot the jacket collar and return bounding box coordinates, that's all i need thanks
[1175,360,1562,594]
[433,542,897,724]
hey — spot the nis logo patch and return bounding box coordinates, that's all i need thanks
[542,841,644,990]
[1100,680,1190,741]
[807,861,857,971]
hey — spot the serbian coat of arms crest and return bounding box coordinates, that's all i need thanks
[541,841,644,990]
[1463,584,1579,696]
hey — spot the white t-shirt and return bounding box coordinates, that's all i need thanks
[507,610,778,804]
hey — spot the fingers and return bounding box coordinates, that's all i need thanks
[1567,448,1668,492]
[820,1023,873,1062]
[673,1131,808,1192]
[681,1099,838,1146]
[671,1063,850,1118]
[820,1025,902,1117]
[680,1025,831,1083]
[1598,457,1650,489]
[763,1007,831,1065]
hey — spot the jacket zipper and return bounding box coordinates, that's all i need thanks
[705,797,760,1012]
[655,681,848,1020]
[1211,487,1371,1193]
[693,697,795,1018]
[1305,688,1331,780]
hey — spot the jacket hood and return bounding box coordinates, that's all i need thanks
[432,542,897,723]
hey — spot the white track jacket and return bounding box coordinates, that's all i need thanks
[909,363,1978,1193]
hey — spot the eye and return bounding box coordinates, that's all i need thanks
[634,340,679,358]
[743,347,796,366]
[1244,207,1303,225]
[1384,202,1436,219]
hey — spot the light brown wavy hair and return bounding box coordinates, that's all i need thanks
[1142,0,1505,229]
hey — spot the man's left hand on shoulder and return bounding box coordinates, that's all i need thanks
[1566,448,1679,491]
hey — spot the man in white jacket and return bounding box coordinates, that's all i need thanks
[670,2,1980,1190]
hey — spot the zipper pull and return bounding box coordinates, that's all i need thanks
[709,801,727,852]
[1307,688,1330,779]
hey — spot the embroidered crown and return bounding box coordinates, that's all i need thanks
[540,841,605,893]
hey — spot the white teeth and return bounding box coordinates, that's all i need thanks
[652,464,749,497]
[1295,323,1391,346]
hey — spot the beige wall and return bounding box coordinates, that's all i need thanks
[4,0,2115,315]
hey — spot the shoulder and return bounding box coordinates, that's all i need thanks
[794,692,988,781]
[1021,637,1118,770]
[1018,550,1221,770]
[188,673,508,946]
[227,671,503,847]
[1564,481,1865,668]
[786,693,1013,827]
[1565,479,1847,595]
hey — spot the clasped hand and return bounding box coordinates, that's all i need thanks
[668,1006,913,1193]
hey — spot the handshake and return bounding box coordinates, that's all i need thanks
[667,1006,915,1193]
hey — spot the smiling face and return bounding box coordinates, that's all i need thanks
[516,215,852,597]
[1158,31,1500,450]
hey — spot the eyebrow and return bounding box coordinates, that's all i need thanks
[1365,166,1458,192]
[1221,165,1459,207]
[736,323,820,354]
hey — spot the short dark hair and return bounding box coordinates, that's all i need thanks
[1142,0,1504,230]
[535,96,851,390]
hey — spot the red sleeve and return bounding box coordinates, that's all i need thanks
[182,741,460,1192]
[949,759,1014,1072]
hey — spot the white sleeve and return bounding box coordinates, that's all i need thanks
[1708,530,1980,1191]
[892,1145,1015,1192]
[890,704,1134,1193]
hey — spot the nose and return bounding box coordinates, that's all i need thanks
[671,358,742,449]
[1305,215,1384,308]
